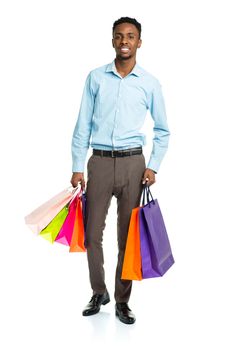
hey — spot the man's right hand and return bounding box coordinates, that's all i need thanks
[70,172,86,191]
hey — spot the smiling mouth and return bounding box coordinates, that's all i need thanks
[119,47,130,53]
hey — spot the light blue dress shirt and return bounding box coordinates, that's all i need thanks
[71,60,170,173]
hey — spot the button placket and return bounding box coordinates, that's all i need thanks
[112,78,122,148]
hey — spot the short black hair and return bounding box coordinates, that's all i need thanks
[112,17,142,39]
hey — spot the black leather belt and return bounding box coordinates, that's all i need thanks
[93,147,142,158]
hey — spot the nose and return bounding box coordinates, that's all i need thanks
[120,36,128,45]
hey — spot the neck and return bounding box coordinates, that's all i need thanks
[114,57,136,77]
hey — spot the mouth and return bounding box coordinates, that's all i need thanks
[119,46,130,54]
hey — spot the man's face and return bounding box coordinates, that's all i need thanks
[112,23,142,61]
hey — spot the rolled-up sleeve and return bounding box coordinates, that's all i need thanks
[147,81,170,173]
[71,72,95,172]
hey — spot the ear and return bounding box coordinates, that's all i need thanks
[137,39,142,48]
[112,39,114,48]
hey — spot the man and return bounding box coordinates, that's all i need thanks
[70,17,170,324]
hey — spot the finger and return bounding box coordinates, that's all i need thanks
[142,177,150,184]
[71,180,76,188]
[149,179,155,186]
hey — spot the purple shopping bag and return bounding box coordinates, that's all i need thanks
[139,184,174,278]
[81,191,86,240]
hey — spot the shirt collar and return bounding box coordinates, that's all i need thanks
[106,60,141,77]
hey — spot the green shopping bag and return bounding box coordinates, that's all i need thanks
[39,205,69,243]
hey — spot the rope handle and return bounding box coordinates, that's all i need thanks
[66,185,83,208]
[141,183,155,207]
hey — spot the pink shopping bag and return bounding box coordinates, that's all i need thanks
[24,186,79,234]
[54,190,81,246]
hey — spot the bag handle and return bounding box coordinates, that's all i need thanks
[66,185,78,193]
[67,185,82,208]
[141,183,155,207]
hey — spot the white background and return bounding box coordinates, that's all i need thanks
[1,0,227,349]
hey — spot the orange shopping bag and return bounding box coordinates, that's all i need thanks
[121,207,142,280]
[69,196,86,252]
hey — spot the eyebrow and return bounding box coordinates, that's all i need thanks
[114,32,136,35]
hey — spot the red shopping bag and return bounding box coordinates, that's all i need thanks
[69,195,86,252]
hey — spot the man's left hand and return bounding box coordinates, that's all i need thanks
[142,168,156,186]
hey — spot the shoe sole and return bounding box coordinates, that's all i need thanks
[82,297,110,316]
[115,309,136,324]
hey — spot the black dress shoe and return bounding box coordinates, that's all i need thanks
[82,291,110,316]
[115,302,136,324]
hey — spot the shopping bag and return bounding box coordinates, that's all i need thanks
[139,184,175,277]
[39,205,69,243]
[121,207,142,281]
[54,191,80,246]
[24,186,79,234]
[69,195,86,252]
[81,192,86,239]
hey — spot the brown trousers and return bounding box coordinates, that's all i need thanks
[84,152,146,303]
